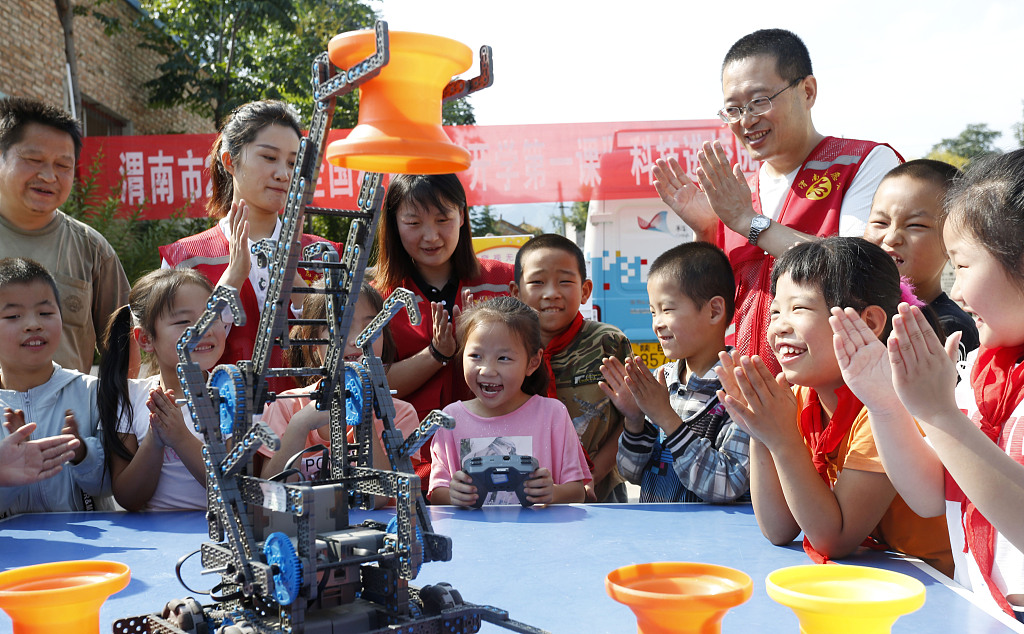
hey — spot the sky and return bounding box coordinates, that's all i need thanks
[373,0,1024,229]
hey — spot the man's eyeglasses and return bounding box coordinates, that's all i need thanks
[717,77,805,124]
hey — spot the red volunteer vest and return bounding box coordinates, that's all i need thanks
[720,137,899,375]
[384,258,514,420]
[159,226,340,395]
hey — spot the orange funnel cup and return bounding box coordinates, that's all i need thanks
[0,560,130,634]
[766,564,925,634]
[326,30,473,174]
[606,562,753,634]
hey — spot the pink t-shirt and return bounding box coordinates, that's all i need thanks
[260,383,419,479]
[429,395,592,504]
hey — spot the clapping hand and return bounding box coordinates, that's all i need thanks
[888,303,961,423]
[693,141,756,231]
[221,200,251,289]
[60,409,88,464]
[146,387,191,449]
[715,351,799,451]
[652,156,717,240]
[599,356,644,430]
[0,412,80,486]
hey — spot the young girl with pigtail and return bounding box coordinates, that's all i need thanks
[833,149,1024,618]
[428,296,591,507]
[99,269,226,511]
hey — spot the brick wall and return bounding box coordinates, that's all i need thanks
[0,0,212,135]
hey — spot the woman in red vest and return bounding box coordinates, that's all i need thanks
[374,174,513,485]
[159,100,340,392]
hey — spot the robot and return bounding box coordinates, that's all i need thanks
[113,21,547,634]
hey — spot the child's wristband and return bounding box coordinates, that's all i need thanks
[429,341,454,366]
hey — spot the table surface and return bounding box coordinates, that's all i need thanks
[1,503,1021,634]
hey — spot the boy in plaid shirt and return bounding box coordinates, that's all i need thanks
[601,242,750,503]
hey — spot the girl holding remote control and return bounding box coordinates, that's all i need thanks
[427,296,591,507]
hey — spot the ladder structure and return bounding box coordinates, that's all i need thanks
[114,21,546,634]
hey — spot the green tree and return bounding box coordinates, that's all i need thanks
[470,205,498,236]
[56,0,81,122]
[1013,100,1024,148]
[443,98,476,126]
[139,0,298,129]
[84,0,380,129]
[927,123,1002,166]
[84,0,478,131]
[551,201,588,237]
[924,149,969,170]
[251,0,374,127]
[64,153,213,284]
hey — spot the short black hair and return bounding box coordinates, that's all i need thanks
[722,28,812,83]
[880,159,962,196]
[0,257,61,308]
[771,236,946,341]
[514,233,586,284]
[771,237,902,339]
[0,97,82,162]
[648,242,735,322]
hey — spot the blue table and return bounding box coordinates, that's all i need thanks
[1,504,1021,633]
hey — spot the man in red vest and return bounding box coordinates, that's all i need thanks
[653,29,901,375]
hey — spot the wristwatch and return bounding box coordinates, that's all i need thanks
[748,215,771,246]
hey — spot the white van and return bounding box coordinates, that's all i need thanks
[582,197,693,368]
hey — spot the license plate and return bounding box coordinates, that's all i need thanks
[630,341,669,370]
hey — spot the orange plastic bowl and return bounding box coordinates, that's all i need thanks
[0,560,130,634]
[606,562,752,634]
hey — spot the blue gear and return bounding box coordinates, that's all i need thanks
[263,532,302,606]
[208,365,245,437]
[344,364,369,428]
[386,515,425,577]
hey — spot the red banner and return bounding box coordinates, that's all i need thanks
[80,120,751,219]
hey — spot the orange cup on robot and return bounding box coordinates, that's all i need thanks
[0,560,130,634]
[606,562,753,634]
[325,29,473,174]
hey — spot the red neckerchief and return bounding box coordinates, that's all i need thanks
[799,385,864,483]
[797,385,876,563]
[960,344,1024,615]
[542,312,584,398]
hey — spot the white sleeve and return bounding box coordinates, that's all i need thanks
[122,378,154,439]
[838,145,901,237]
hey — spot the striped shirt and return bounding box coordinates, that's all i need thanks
[617,355,750,503]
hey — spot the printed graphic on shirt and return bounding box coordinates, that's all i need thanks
[459,435,533,505]
[296,449,328,480]
[570,395,605,438]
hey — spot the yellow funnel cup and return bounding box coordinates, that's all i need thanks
[766,564,925,634]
